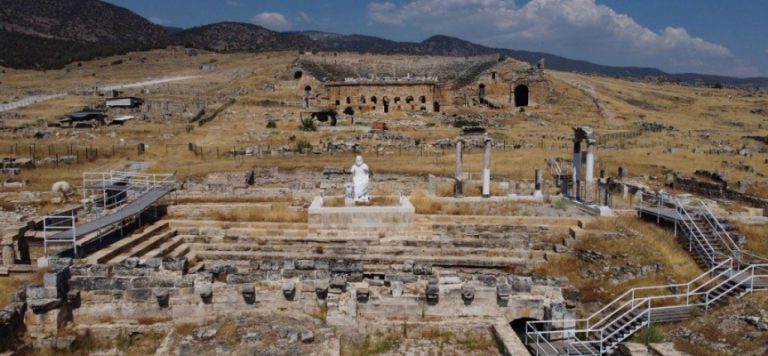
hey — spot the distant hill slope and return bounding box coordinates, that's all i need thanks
[172,22,315,52]
[0,1,764,87]
[0,0,166,43]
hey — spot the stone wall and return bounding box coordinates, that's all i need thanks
[673,175,768,209]
[19,256,570,347]
[325,83,446,113]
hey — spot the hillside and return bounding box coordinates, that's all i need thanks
[0,0,166,43]
[172,22,315,52]
[0,0,765,86]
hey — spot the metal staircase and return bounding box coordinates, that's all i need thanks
[526,194,768,355]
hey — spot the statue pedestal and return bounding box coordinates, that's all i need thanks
[308,196,415,239]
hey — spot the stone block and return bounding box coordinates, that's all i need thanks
[28,298,61,314]
[295,259,314,270]
[508,275,532,293]
[162,257,188,272]
[413,263,432,275]
[43,268,70,289]
[126,289,152,302]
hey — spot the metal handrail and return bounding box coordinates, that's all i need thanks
[698,202,740,258]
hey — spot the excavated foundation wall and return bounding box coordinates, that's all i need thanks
[19,257,571,348]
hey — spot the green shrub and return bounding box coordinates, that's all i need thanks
[294,140,312,152]
[300,118,317,131]
[452,116,480,128]
[635,323,664,345]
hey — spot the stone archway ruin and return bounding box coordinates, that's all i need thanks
[514,84,529,107]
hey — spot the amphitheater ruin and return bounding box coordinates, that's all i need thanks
[0,49,767,355]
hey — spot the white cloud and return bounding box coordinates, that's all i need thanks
[251,12,292,31]
[367,0,743,75]
[297,12,312,23]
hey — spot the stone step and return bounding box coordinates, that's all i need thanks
[0,266,8,276]
[167,239,191,258]
[193,250,539,268]
[166,219,309,231]
[188,242,543,259]
[139,234,186,264]
[180,234,533,249]
[105,229,177,264]
[86,222,169,264]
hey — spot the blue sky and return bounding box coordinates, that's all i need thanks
[107,0,768,78]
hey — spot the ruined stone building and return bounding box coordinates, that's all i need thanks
[292,54,549,114]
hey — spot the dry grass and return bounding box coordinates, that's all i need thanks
[173,322,199,336]
[409,190,524,215]
[137,316,172,325]
[733,222,768,257]
[208,204,307,223]
[536,217,702,303]
[175,195,293,204]
[341,331,403,356]
[214,322,240,344]
[0,268,46,307]
[322,196,399,207]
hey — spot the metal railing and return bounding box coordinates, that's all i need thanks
[526,193,768,355]
[42,171,176,256]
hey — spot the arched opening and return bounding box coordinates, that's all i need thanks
[433,102,440,113]
[383,96,390,113]
[335,100,340,105]
[510,318,539,346]
[360,96,366,104]
[491,72,497,80]
[478,84,486,98]
[419,96,426,104]
[406,96,414,104]
[304,86,312,107]
[304,85,312,92]
[343,107,355,116]
[294,70,303,79]
[514,84,529,107]
[371,96,378,104]
[394,97,401,104]
[346,97,351,104]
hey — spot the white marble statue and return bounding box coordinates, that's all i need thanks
[350,155,370,202]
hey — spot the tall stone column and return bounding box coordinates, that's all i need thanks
[454,139,464,198]
[482,138,492,198]
[534,168,543,198]
[572,140,581,200]
[585,140,595,202]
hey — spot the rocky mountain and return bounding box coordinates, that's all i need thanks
[0,0,765,86]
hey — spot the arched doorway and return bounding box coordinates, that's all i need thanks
[371,96,378,105]
[514,85,529,107]
[346,97,351,104]
[478,84,486,98]
[294,70,303,80]
[510,317,539,346]
[383,96,390,113]
[419,96,426,104]
[433,102,440,113]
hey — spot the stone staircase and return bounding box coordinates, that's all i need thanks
[85,222,188,264]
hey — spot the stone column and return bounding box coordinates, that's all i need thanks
[599,169,607,207]
[585,140,596,202]
[2,245,14,266]
[572,140,581,200]
[455,139,464,198]
[482,138,492,198]
[534,169,543,198]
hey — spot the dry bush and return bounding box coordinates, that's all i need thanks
[137,316,171,325]
[176,195,293,204]
[215,323,240,344]
[323,196,399,207]
[734,222,768,257]
[409,190,442,214]
[341,331,403,356]
[209,203,307,223]
[536,217,702,304]
[174,323,199,336]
